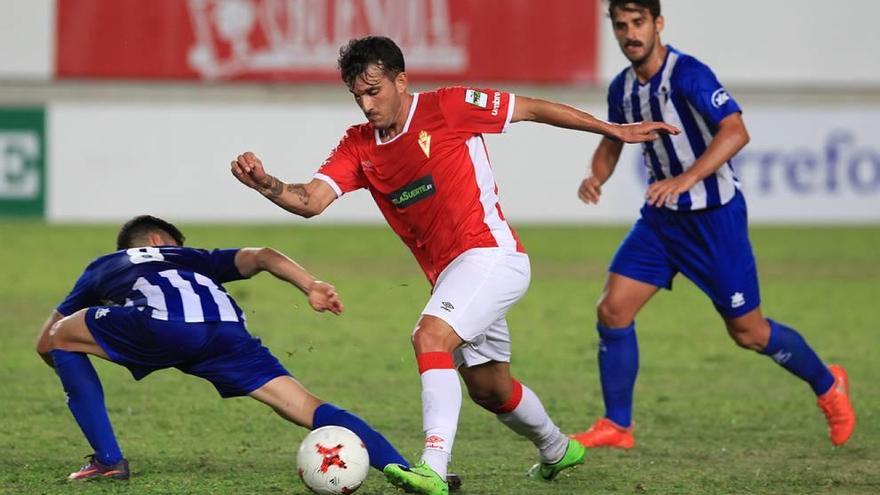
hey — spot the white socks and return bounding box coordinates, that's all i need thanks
[495,380,568,463]
[416,354,568,477]
[418,353,461,479]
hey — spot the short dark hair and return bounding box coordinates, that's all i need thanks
[116,215,185,250]
[337,36,406,89]
[608,0,661,19]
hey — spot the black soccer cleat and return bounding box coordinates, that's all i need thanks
[447,472,462,492]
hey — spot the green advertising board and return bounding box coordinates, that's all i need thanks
[0,108,45,217]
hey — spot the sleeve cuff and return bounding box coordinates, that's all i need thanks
[313,173,343,197]
[502,94,516,133]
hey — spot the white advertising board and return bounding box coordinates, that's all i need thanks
[48,101,879,224]
[0,0,54,80]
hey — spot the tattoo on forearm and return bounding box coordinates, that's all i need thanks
[260,175,284,197]
[287,183,310,205]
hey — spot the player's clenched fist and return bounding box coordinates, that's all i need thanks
[578,176,603,205]
[231,151,269,190]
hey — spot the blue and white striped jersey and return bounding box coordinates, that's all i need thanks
[57,246,246,323]
[609,45,742,210]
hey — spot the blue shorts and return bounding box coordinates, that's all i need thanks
[609,190,760,318]
[85,306,290,398]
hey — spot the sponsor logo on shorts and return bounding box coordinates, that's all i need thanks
[730,292,745,309]
[441,301,455,312]
[94,308,110,319]
[388,174,436,209]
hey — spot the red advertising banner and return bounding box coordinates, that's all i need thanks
[57,0,599,83]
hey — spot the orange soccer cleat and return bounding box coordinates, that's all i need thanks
[67,454,130,481]
[817,364,856,446]
[571,417,635,449]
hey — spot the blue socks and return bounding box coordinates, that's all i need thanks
[761,319,835,396]
[597,323,639,428]
[50,349,123,466]
[312,403,409,471]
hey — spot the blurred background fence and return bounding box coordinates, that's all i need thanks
[1,0,878,223]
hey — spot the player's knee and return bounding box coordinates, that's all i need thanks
[726,324,765,351]
[411,318,459,353]
[35,334,51,356]
[46,319,67,350]
[596,299,632,328]
[725,317,770,351]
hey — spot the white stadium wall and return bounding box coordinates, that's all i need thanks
[47,98,880,224]
[598,0,880,88]
[0,0,54,80]
[2,0,879,223]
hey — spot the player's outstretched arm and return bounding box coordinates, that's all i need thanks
[35,310,64,368]
[579,137,625,205]
[231,151,337,218]
[511,96,679,143]
[234,248,344,315]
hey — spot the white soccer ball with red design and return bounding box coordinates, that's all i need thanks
[297,426,370,494]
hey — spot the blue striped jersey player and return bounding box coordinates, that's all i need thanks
[36,215,413,483]
[572,0,854,449]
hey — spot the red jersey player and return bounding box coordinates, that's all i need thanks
[231,36,677,495]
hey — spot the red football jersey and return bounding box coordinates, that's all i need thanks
[315,87,525,285]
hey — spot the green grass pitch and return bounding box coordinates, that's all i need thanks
[1,222,877,494]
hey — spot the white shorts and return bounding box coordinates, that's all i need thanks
[421,247,531,368]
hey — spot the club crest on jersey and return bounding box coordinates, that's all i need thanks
[418,130,431,158]
[388,175,436,209]
[465,89,489,108]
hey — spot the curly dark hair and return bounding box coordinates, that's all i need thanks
[337,36,406,89]
[608,0,661,19]
[116,215,185,250]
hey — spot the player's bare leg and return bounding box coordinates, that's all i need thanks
[249,376,323,427]
[459,362,584,480]
[48,309,129,480]
[49,310,109,359]
[723,307,770,350]
[724,307,855,445]
[574,273,659,449]
[596,273,660,329]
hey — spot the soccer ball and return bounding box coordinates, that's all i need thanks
[297,426,370,494]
